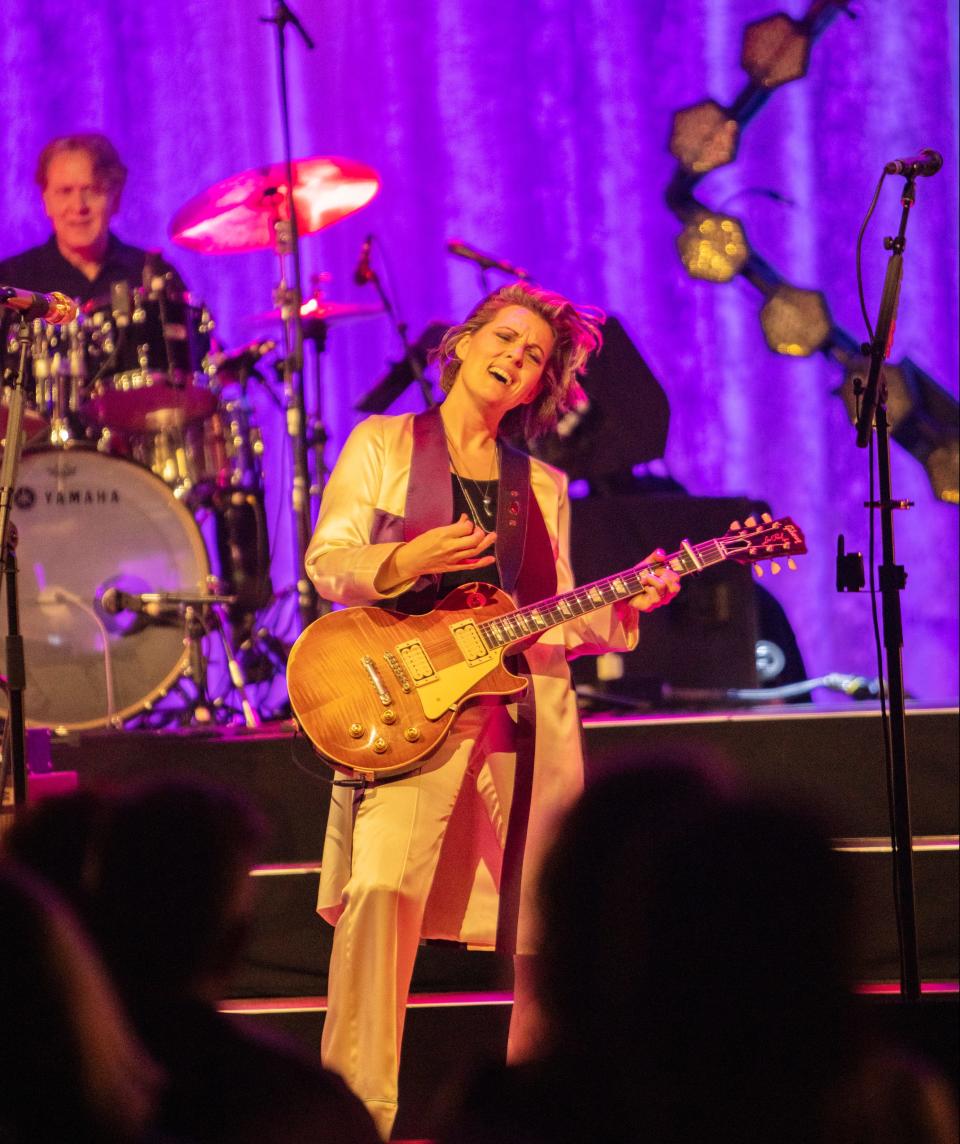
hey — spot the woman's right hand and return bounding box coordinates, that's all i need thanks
[374,514,497,592]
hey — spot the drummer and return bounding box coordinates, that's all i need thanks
[0,132,186,303]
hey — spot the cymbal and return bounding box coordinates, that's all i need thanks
[247,298,384,325]
[169,156,380,254]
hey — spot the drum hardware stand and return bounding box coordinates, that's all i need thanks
[0,310,36,812]
[296,312,332,533]
[158,593,260,729]
[356,238,436,411]
[32,317,86,448]
[850,170,923,1002]
[261,0,323,631]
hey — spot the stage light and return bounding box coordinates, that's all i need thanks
[676,211,750,283]
[669,100,739,174]
[741,13,811,88]
[837,356,960,503]
[759,285,832,356]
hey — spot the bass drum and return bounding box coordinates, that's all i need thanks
[1,449,210,730]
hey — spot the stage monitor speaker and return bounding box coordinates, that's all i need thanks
[570,493,761,695]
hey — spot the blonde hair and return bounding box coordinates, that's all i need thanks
[433,281,604,440]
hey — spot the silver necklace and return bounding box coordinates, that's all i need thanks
[445,433,498,524]
[453,468,497,528]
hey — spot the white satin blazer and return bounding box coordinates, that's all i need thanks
[305,411,640,951]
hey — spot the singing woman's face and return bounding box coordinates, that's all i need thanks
[454,305,555,416]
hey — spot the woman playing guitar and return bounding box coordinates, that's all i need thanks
[305,282,680,1138]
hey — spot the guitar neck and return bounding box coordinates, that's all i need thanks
[479,536,730,650]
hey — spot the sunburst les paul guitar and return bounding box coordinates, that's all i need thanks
[287,515,807,778]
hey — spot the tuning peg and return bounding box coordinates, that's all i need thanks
[770,560,781,575]
[754,564,764,577]
[729,520,741,531]
[745,515,757,528]
[761,512,772,523]
[787,558,797,571]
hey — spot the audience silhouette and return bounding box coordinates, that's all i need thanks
[4,777,380,1144]
[0,859,165,1143]
[90,775,380,1144]
[2,787,105,913]
[442,755,958,1144]
[6,763,953,1144]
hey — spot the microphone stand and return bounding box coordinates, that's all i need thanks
[0,313,33,812]
[361,253,435,410]
[260,0,322,628]
[854,175,921,1002]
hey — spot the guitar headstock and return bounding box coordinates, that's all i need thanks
[721,513,807,575]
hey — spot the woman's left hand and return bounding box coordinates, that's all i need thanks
[628,549,682,612]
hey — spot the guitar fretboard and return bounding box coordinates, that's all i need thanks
[479,536,730,650]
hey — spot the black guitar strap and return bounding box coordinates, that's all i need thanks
[494,438,530,597]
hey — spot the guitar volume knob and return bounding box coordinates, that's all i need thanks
[348,723,364,739]
[381,709,397,724]
[372,737,388,754]
[403,727,421,743]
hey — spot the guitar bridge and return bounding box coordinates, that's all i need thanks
[361,655,393,706]
[383,651,412,693]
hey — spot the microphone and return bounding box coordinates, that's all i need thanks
[98,586,235,615]
[884,148,943,178]
[99,587,174,617]
[446,239,530,280]
[0,286,78,324]
[353,235,375,285]
[208,338,276,374]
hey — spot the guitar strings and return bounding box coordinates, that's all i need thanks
[477,538,729,646]
[475,523,801,646]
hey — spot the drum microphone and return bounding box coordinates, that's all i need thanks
[99,588,179,617]
[99,587,235,615]
[884,148,943,178]
[353,235,375,285]
[0,286,78,324]
[446,239,530,280]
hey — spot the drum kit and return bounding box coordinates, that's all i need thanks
[1,155,382,734]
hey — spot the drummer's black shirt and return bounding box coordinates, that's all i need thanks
[0,233,186,304]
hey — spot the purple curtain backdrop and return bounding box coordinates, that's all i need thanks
[2,0,957,701]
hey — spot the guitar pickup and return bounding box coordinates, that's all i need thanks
[449,620,491,665]
[396,640,436,682]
